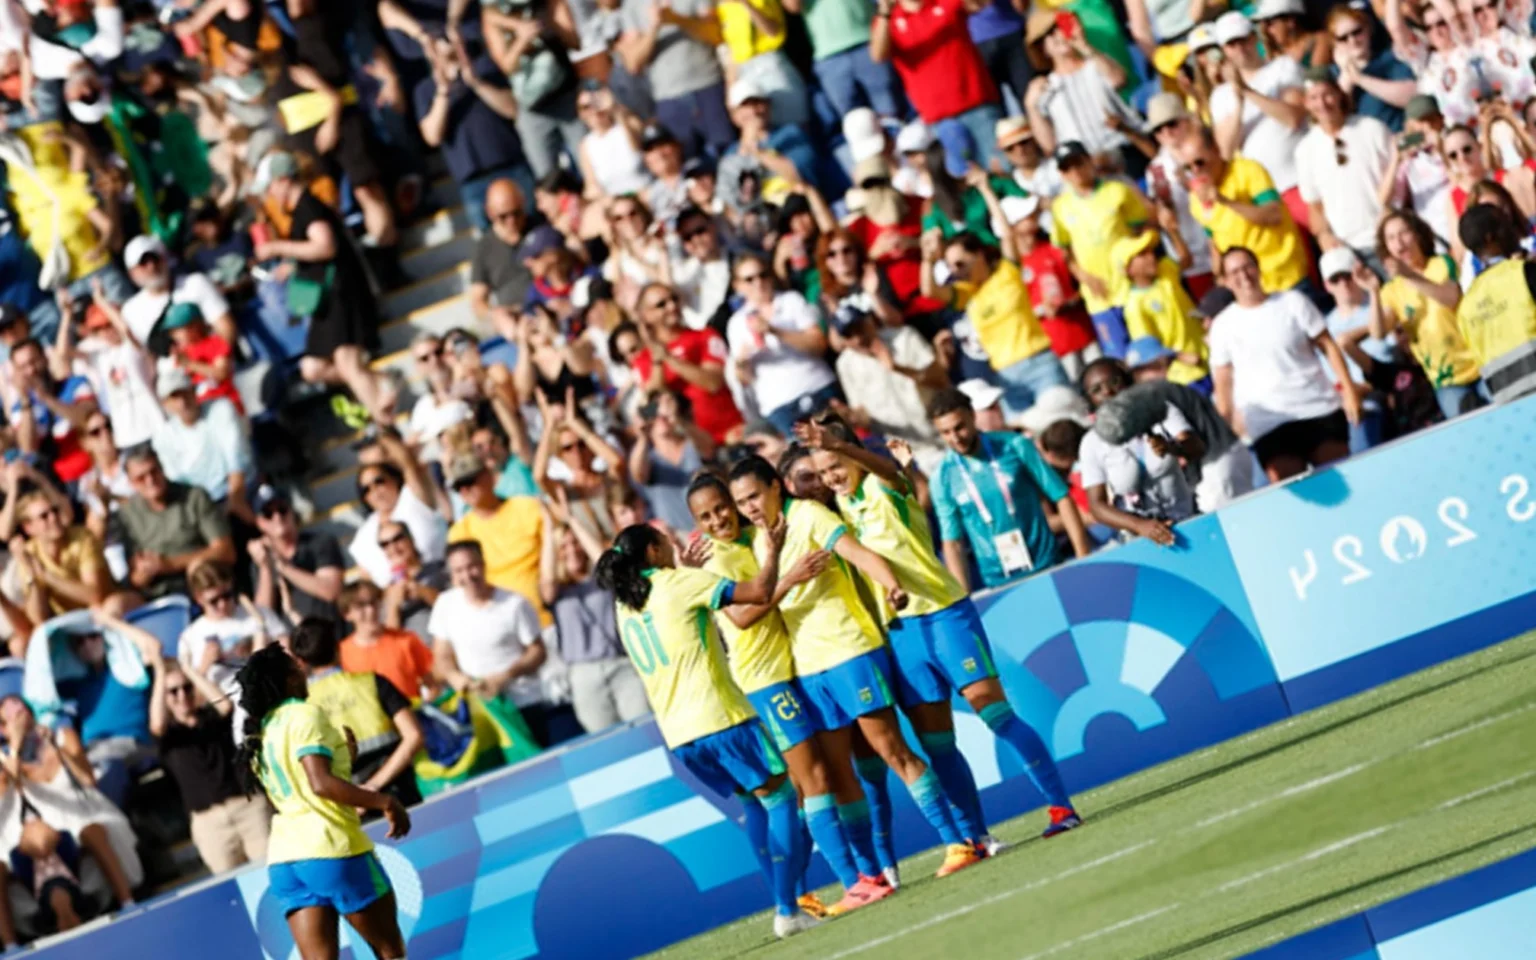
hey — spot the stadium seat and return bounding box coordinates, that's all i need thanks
[0,657,23,702]
[127,595,194,662]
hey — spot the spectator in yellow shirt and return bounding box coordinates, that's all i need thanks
[1113,223,1210,388]
[444,453,549,625]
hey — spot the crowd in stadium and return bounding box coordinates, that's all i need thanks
[0,0,1531,947]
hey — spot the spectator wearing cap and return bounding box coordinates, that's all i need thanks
[119,447,234,600]
[1453,204,1536,404]
[1209,246,1362,483]
[249,485,345,624]
[1143,93,1215,301]
[60,285,163,450]
[705,0,809,129]
[783,0,902,119]
[1360,209,1479,419]
[339,580,437,700]
[633,280,745,442]
[1325,4,1416,132]
[158,302,241,414]
[892,121,936,198]
[1208,11,1309,231]
[118,234,236,350]
[616,0,731,157]
[470,178,536,340]
[995,117,1061,219]
[993,194,1099,380]
[1049,140,1150,359]
[1297,69,1393,260]
[1380,98,1450,244]
[829,276,948,473]
[1115,226,1210,389]
[482,0,587,182]
[670,205,733,332]
[446,452,550,623]
[716,79,819,207]
[1318,246,1395,452]
[415,33,531,232]
[428,539,553,739]
[150,366,255,523]
[920,221,1072,420]
[1250,0,1326,67]
[1023,6,1144,177]
[576,84,652,201]
[253,152,389,428]
[844,155,939,319]
[7,336,96,483]
[927,387,1091,590]
[956,379,1007,431]
[521,225,591,319]
[371,520,450,639]
[638,124,692,227]
[1175,126,1313,301]
[727,251,840,432]
[871,0,1003,176]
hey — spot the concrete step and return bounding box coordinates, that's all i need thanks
[400,204,471,257]
[423,175,460,215]
[380,263,472,323]
[400,230,476,285]
[374,292,481,361]
[308,462,366,516]
[306,505,366,553]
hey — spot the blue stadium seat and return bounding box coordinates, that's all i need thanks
[480,335,518,369]
[127,596,194,662]
[0,658,23,702]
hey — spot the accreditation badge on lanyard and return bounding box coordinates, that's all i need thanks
[959,436,1033,575]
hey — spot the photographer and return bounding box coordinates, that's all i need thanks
[484,0,587,179]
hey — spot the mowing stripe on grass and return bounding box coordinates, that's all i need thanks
[1194,761,1375,829]
[1015,905,1182,960]
[1436,770,1536,809]
[1412,702,1535,751]
[1216,826,1396,893]
[824,841,1158,960]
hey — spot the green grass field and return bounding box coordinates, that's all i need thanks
[649,631,1536,960]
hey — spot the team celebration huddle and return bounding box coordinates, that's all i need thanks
[595,415,1079,940]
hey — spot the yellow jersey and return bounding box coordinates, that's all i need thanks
[718,0,786,63]
[1122,257,1210,385]
[259,700,374,864]
[618,567,754,748]
[1190,156,1309,294]
[449,497,548,625]
[836,473,966,625]
[1382,254,1480,387]
[953,259,1054,370]
[703,533,795,694]
[769,499,884,676]
[1050,179,1149,313]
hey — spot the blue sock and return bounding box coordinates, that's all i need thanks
[837,799,880,878]
[794,812,813,897]
[804,793,861,889]
[854,756,897,871]
[906,768,963,845]
[739,794,776,883]
[920,730,986,841]
[980,702,1073,809]
[760,781,804,916]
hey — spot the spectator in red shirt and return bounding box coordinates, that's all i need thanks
[632,282,744,444]
[844,156,948,328]
[160,303,242,414]
[870,0,1002,177]
[997,195,1102,381]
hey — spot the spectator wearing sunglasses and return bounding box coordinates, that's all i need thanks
[177,559,286,695]
[1326,4,1416,133]
[446,453,550,623]
[248,485,345,624]
[726,251,839,434]
[1296,69,1393,262]
[373,521,449,640]
[148,650,271,874]
[632,280,743,443]
[7,486,137,626]
[469,178,536,337]
[349,431,449,588]
[118,448,234,601]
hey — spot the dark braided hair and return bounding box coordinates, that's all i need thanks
[595,524,666,610]
[232,645,300,796]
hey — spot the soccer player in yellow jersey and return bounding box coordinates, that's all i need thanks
[232,645,411,960]
[800,418,1083,844]
[594,521,828,938]
[727,455,983,884]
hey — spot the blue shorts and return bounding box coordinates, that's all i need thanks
[799,647,897,730]
[887,599,999,708]
[268,851,392,917]
[674,721,786,796]
[747,679,820,752]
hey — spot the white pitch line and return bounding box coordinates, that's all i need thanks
[1194,761,1374,829]
[1414,703,1536,751]
[1216,826,1395,893]
[823,841,1158,960]
[1015,904,1182,960]
[1437,770,1536,809]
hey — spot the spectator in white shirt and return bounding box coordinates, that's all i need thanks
[428,540,551,740]
[1210,247,1362,483]
[178,559,287,694]
[405,333,472,463]
[118,235,236,348]
[1297,69,1394,260]
[726,252,840,434]
[1143,93,1215,296]
[830,296,948,474]
[150,367,255,523]
[62,289,162,449]
[1381,95,1454,247]
[668,205,732,332]
[1209,11,1309,229]
[351,432,449,587]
